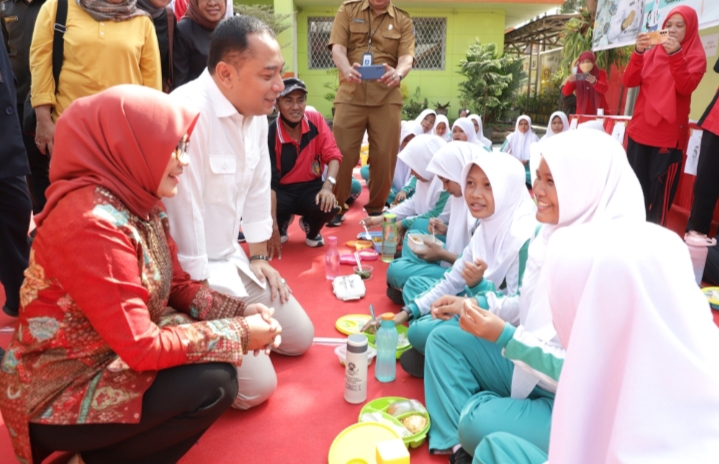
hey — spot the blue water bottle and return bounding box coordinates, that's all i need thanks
[375,313,398,382]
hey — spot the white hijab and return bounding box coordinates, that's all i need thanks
[504,115,538,161]
[544,220,719,464]
[512,130,646,399]
[433,114,452,142]
[460,153,537,285]
[467,114,493,150]
[393,121,425,190]
[414,109,437,134]
[427,142,478,265]
[452,118,485,149]
[540,111,569,141]
[531,111,570,184]
[397,135,447,214]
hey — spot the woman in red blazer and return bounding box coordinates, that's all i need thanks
[562,51,610,116]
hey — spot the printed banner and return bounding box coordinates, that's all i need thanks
[592,0,719,51]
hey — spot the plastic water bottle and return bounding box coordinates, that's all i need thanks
[375,313,398,382]
[382,213,398,263]
[344,334,368,404]
[325,236,340,280]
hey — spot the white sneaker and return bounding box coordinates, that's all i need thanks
[685,231,717,247]
[306,234,324,247]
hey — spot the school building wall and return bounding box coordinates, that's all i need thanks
[294,7,506,119]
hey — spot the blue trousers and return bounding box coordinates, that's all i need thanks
[473,432,547,464]
[386,219,448,290]
[424,324,554,454]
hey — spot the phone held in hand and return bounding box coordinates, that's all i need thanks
[648,29,669,45]
[358,65,385,80]
[575,73,589,81]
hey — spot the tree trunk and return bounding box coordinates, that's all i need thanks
[586,0,598,21]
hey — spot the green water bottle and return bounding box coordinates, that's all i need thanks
[382,213,398,263]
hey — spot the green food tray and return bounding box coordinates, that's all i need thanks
[364,325,411,359]
[359,396,430,448]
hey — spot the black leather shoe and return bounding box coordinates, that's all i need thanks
[386,286,404,305]
[399,348,425,379]
[449,447,472,464]
[2,305,18,317]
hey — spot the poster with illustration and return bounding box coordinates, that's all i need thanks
[593,0,719,51]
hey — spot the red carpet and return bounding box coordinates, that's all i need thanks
[0,175,717,463]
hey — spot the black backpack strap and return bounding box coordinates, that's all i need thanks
[52,0,68,89]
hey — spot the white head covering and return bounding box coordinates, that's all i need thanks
[512,130,646,399]
[467,114,493,150]
[504,115,538,161]
[414,109,437,134]
[540,111,569,141]
[460,153,537,285]
[452,118,484,148]
[427,142,479,265]
[433,114,452,142]
[392,121,426,190]
[396,135,447,215]
[544,220,719,464]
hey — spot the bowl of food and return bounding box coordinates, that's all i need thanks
[353,265,373,280]
[359,397,431,448]
[372,236,383,253]
[407,234,442,253]
[335,344,377,366]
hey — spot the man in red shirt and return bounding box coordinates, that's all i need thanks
[268,78,342,256]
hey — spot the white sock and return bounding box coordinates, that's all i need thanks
[452,444,462,454]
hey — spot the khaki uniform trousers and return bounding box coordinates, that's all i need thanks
[333,102,402,214]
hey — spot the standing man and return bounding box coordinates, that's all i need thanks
[1,0,50,214]
[328,0,414,226]
[268,77,342,255]
[0,43,32,317]
[165,16,314,410]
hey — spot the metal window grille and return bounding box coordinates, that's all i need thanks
[308,17,336,70]
[413,17,446,70]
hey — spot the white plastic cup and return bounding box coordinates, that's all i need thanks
[344,334,368,404]
[597,108,605,116]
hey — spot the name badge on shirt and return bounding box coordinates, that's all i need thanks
[352,18,366,23]
[3,15,19,23]
[362,52,373,66]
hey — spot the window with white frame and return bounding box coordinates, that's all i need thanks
[413,17,446,70]
[308,17,335,69]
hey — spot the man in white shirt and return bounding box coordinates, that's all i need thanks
[165,15,314,410]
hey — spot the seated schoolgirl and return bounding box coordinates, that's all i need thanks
[423,130,645,464]
[501,115,539,186]
[0,86,282,464]
[467,114,493,150]
[452,118,491,151]
[434,115,452,142]
[415,109,437,134]
[386,142,478,298]
[388,152,537,376]
[361,121,424,205]
[473,219,719,464]
[360,135,450,240]
[530,111,569,185]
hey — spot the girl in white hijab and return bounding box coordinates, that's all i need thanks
[388,151,537,375]
[530,111,570,185]
[474,220,719,464]
[434,114,452,142]
[386,142,478,291]
[414,109,437,134]
[423,130,645,461]
[452,118,490,151]
[361,135,450,237]
[502,115,539,186]
[468,114,493,150]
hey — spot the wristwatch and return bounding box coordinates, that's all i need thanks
[326,176,337,185]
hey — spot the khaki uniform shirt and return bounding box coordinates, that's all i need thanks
[328,0,414,107]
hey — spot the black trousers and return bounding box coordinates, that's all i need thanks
[687,129,719,235]
[17,105,50,214]
[0,175,32,313]
[30,363,238,464]
[627,137,683,226]
[275,180,339,238]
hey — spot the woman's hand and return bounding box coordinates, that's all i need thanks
[394,190,407,204]
[360,216,383,228]
[414,240,444,263]
[359,309,408,333]
[458,299,505,342]
[430,295,466,320]
[663,36,681,55]
[567,74,577,83]
[586,75,597,84]
[428,218,447,236]
[34,105,55,156]
[635,32,651,53]
[249,260,291,304]
[244,313,282,356]
[462,259,487,288]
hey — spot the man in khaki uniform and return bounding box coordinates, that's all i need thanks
[328,0,414,224]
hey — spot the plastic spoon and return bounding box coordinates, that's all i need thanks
[363,224,371,240]
[354,252,363,271]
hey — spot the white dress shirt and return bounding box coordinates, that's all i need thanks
[165,70,273,297]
